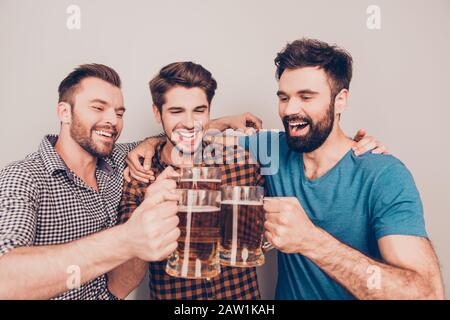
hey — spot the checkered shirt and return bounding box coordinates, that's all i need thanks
[0,135,137,300]
[118,141,266,300]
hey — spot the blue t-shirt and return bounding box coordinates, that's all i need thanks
[239,131,427,300]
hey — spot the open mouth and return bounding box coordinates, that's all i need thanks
[175,130,201,144]
[288,121,310,136]
[94,130,115,140]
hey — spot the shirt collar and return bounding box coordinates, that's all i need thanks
[39,134,114,179]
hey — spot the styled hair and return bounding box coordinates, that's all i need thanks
[275,38,353,95]
[58,63,121,105]
[149,61,217,112]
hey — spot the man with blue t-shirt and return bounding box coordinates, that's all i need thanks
[239,38,444,299]
[126,38,444,300]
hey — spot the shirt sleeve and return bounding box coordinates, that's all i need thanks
[114,140,142,155]
[369,161,428,240]
[117,178,147,224]
[0,164,39,256]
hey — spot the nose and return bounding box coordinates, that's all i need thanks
[284,97,303,116]
[104,107,118,127]
[184,112,194,129]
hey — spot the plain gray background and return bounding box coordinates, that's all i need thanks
[1,0,449,299]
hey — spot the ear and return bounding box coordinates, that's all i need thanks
[57,102,72,124]
[152,104,162,124]
[334,89,349,115]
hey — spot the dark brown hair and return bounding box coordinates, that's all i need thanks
[58,63,121,105]
[275,38,353,96]
[149,61,217,112]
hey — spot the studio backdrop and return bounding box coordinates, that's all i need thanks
[0,0,449,299]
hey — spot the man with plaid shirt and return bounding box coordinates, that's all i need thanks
[117,61,265,300]
[0,64,182,299]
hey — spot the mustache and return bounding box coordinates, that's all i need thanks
[282,114,312,126]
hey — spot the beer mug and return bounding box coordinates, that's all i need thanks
[220,186,268,267]
[166,189,221,279]
[177,166,221,191]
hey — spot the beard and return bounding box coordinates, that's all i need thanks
[282,101,335,153]
[70,112,117,158]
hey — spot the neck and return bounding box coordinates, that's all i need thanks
[55,129,98,183]
[302,125,356,180]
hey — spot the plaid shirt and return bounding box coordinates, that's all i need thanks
[0,135,137,300]
[118,141,265,300]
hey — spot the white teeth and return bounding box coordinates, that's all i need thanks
[95,130,113,138]
[178,131,195,138]
[289,122,308,126]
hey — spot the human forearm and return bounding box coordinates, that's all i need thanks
[107,258,148,299]
[303,227,441,300]
[0,224,132,299]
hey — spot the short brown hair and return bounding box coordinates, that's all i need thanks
[275,38,353,96]
[58,63,121,105]
[149,61,217,112]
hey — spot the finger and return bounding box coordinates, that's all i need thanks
[160,215,180,231]
[123,167,131,183]
[353,128,366,142]
[143,191,180,208]
[353,136,374,155]
[143,150,154,171]
[264,212,279,224]
[146,179,177,195]
[264,220,277,234]
[245,113,263,129]
[159,241,179,260]
[127,150,147,174]
[161,226,181,244]
[264,231,274,246]
[356,141,377,156]
[156,166,180,182]
[372,146,389,155]
[131,171,150,184]
[126,159,154,180]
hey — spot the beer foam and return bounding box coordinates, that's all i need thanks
[220,200,263,206]
[178,205,221,212]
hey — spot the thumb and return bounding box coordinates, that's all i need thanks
[156,166,180,182]
[143,150,153,171]
[353,128,366,142]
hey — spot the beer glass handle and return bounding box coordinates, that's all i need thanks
[262,236,275,252]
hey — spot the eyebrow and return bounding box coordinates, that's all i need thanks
[89,99,109,105]
[276,89,319,96]
[168,105,208,111]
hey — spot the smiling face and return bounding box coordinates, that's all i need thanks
[154,86,210,155]
[277,67,339,153]
[67,77,125,157]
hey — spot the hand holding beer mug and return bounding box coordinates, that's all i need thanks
[220,186,270,267]
[263,197,316,254]
[166,189,221,279]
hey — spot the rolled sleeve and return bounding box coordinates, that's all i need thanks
[0,165,39,256]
